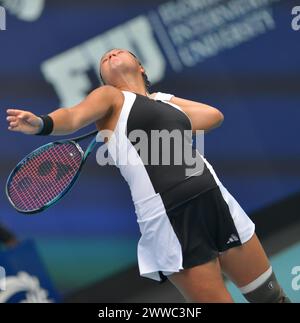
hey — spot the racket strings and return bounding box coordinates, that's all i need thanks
[8,143,82,211]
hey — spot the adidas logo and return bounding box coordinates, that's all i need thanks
[226,234,239,244]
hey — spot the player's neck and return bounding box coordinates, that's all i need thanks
[117,77,147,96]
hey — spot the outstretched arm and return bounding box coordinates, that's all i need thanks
[6,85,122,136]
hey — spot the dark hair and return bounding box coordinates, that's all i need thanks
[99,50,151,92]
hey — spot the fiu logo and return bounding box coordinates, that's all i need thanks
[0,0,45,22]
[0,6,5,30]
[292,6,300,31]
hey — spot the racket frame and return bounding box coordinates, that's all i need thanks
[6,130,98,214]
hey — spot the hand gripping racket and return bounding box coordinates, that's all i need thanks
[6,130,99,214]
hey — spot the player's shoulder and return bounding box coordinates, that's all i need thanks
[90,85,124,106]
[92,85,122,97]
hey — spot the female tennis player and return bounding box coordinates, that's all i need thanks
[6,49,291,303]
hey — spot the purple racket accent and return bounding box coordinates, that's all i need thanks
[7,142,83,212]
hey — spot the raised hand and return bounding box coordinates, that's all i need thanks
[7,109,43,135]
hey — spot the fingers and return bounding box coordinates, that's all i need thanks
[8,120,19,130]
[6,109,23,116]
[7,109,31,123]
[6,109,37,134]
[9,121,18,127]
[8,126,21,132]
[6,116,17,122]
[17,113,28,120]
[7,114,22,131]
[7,115,18,130]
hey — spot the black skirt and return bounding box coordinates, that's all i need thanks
[158,186,255,284]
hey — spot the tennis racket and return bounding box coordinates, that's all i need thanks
[6,130,99,214]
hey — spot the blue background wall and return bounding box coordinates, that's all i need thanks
[0,0,299,295]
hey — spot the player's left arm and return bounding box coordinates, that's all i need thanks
[170,96,224,132]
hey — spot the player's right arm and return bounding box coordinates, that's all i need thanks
[6,85,122,135]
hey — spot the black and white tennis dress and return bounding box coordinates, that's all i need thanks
[106,91,255,283]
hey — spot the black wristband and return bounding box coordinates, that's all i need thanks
[36,115,54,135]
